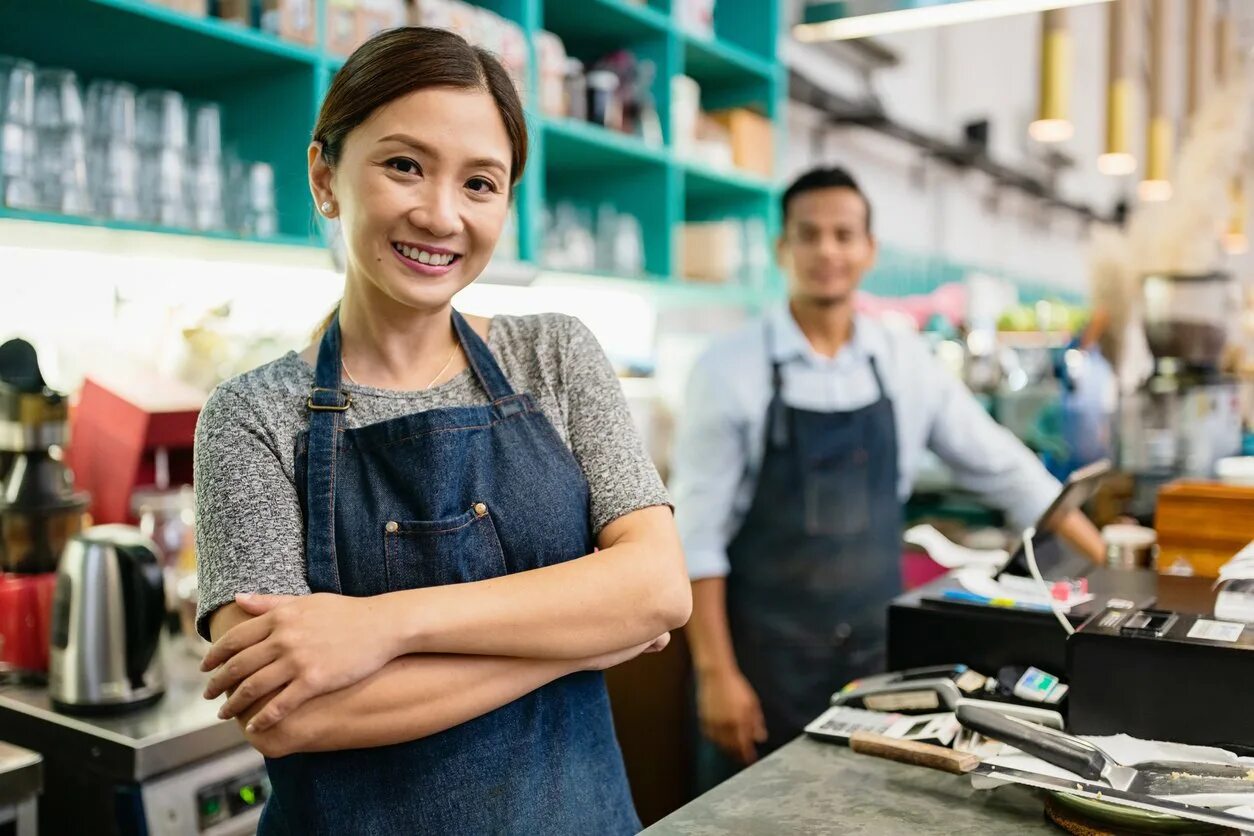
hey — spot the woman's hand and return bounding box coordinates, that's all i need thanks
[201,592,399,732]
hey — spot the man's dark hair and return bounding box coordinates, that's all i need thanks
[780,166,873,233]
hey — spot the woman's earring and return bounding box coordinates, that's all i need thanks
[320,200,333,215]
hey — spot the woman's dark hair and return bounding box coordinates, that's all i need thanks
[313,27,528,185]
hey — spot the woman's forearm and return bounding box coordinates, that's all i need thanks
[382,505,692,661]
[244,653,581,758]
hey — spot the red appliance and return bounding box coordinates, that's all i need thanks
[0,339,89,679]
[0,572,57,674]
[67,374,203,525]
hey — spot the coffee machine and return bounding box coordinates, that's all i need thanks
[1116,273,1247,516]
[0,339,90,680]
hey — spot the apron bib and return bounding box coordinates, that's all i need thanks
[260,311,639,835]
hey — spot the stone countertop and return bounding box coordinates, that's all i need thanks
[0,741,41,807]
[646,738,1056,835]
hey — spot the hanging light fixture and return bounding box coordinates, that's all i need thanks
[1030,8,1074,142]
[1225,176,1248,254]
[1186,0,1211,123]
[1098,0,1135,175]
[1216,0,1235,84]
[1139,0,1172,202]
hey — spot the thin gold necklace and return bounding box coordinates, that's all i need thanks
[341,342,459,390]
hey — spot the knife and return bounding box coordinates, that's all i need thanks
[846,728,1254,831]
[955,704,1254,799]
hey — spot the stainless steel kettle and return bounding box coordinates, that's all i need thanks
[49,525,166,714]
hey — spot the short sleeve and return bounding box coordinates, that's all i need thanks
[556,316,672,535]
[194,385,311,639]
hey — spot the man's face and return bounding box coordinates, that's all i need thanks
[777,187,876,306]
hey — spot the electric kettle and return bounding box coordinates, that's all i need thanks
[49,525,166,714]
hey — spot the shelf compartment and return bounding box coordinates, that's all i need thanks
[681,159,774,204]
[680,30,774,87]
[0,0,321,241]
[0,207,323,251]
[2,0,320,86]
[541,117,669,171]
[541,0,670,54]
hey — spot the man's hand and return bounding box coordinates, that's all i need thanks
[696,667,768,765]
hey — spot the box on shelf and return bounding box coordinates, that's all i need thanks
[1155,480,1254,578]
[261,0,317,45]
[681,221,740,284]
[326,0,362,56]
[154,0,209,15]
[710,108,773,178]
[694,113,734,169]
[406,1,530,92]
[212,0,250,24]
[535,30,567,117]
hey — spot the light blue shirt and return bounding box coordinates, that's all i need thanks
[670,306,1062,580]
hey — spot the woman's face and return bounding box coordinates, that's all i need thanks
[313,86,513,312]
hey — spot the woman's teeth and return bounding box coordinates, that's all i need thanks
[393,243,456,266]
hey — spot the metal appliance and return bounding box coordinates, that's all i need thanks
[0,339,90,679]
[49,525,166,714]
[0,645,264,835]
[1116,272,1248,515]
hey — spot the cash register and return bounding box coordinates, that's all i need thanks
[888,461,1156,676]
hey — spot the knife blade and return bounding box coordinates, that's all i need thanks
[955,704,1254,800]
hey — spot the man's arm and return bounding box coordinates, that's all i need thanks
[670,349,768,762]
[915,341,1105,562]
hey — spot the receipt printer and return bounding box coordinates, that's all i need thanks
[1067,607,1254,750]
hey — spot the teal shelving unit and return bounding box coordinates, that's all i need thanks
[0,0,786,306]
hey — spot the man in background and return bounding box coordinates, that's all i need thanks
[671,166,1105,788]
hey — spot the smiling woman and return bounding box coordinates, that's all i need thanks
[192,26,689,836]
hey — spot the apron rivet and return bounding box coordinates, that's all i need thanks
[385,521,399,533]
[473,502,488,517]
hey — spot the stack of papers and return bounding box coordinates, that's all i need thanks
[1216,541,1254,623]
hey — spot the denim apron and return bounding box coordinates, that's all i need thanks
[260,311,640,835]
[698,333,902,788]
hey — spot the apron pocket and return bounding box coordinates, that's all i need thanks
[385,503,508,590]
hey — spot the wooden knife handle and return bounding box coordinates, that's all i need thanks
[849,732,981,775]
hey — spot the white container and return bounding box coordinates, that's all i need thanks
[1217,456,1254,486]
[671,74,700,158]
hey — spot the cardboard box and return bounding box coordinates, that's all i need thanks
[710,108,774,178]
[326,0,362,56]
[261,0,317,45]
[213,0,251,24]
[681,221,741,284]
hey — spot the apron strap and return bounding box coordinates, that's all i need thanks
[305,314,348,593]
[867,354,887,399]
[453,309,516,402]
[764,319,790,450]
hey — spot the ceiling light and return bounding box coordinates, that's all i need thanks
[794,0,1112,42]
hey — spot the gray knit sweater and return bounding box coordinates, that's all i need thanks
[193,313,671,639]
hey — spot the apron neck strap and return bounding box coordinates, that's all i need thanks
[452,310,515,402]
[867,354,886,398]
[309,312,350,410]
[305,312,346,593]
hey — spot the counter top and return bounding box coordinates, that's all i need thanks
[0,741,41,807]
[0,641,243,782]
[646,739,1053,835]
